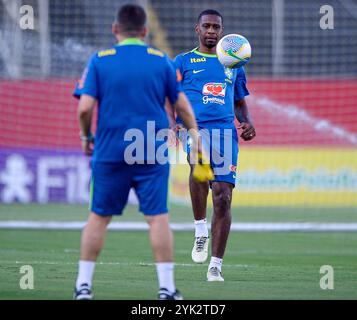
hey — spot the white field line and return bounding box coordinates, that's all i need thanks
[0,221,357,232]
[0,260,251,268]
[250,95,357,145]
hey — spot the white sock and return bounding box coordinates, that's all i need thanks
[209,256,223,272]
[76,260,96,289]
[156,262,175,293]
[194,218,208,238]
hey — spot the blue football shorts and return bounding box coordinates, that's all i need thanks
[90,162,170,216]
[179,123,238,187]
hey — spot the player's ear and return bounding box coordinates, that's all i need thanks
[195,24,199,35]
[142,26,149,38]
[112,22,120,36]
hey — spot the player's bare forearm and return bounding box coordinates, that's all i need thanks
[78,94,96,136]
[234,98,256,141]
[234,98,252,124]
[174,92,202,156]
[165,98,179,147]
[174,92,212,180]
[164,98,176,128]
[77,94,96,155]
[174,92,198,132]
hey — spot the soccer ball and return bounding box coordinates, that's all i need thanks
[216,34,251,69]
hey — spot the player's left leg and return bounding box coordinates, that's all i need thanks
[206,125,238,281]
[207,182,233,281]
[74,161,132,300]
[74,212,112,299]
[79,212,112,261]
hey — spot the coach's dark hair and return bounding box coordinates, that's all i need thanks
[116,4,147,35]
[197,9,223,23]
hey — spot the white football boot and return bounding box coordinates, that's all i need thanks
[74,283,93,300]
[207,266,224,282]
[191,236,209,263]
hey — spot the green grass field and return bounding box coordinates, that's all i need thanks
[0,204,357,300]
[1,203,357,222]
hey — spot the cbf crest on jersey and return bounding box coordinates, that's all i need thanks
[224,67,233,80]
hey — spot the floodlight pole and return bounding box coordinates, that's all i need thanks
[0,0,23,78]
[272,0,285,76]
[38,0,50,78]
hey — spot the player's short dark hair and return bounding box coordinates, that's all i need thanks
[197,9,223,24]
[116,4,147,35]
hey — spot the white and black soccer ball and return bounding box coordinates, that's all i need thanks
[216,34,251,69]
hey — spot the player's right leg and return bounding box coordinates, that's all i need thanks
[189,164,210,263]
[185,129,211,263]
[145,213,182,300]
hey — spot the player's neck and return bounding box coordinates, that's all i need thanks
[116,35,146,44]
[197,45,216,55]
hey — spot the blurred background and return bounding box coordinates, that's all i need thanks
[0,0,357,223]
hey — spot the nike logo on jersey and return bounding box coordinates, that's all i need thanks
[193,69,205,74]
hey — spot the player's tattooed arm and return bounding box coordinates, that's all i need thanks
[234,98,256,141]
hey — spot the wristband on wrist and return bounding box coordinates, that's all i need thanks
[79,131,93,142]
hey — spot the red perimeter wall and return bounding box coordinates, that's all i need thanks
[1,78,356,148]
